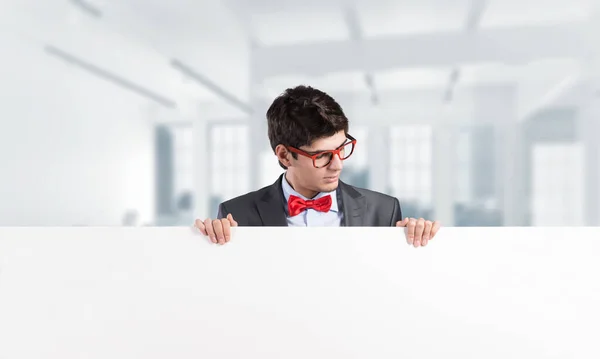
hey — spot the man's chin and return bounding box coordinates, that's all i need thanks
[320,179,339,192]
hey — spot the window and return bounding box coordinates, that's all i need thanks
[455,129,471,204]
[531,143,584,226]
[209,124,250,214]
[155,125,194,224]
[172,126,194,200]
[389,125,432,215]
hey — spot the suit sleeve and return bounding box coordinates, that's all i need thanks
[216,202,228,220]
[390,197,403,226]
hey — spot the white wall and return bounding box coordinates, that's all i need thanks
[0,0,254,226]
[0,23,155,226]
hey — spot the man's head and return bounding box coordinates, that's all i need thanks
[266,85,355,197]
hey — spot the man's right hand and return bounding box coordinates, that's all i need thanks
[194,214,238,245]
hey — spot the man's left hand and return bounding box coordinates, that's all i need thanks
[396,218,441,248]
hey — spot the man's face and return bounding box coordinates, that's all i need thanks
[288,130,348,195]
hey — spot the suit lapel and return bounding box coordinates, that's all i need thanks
[339,181,366,227]
[256,175,288,226]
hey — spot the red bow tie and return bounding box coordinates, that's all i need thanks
[287,194,332,217]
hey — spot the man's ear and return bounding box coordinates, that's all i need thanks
[275,144,292,167]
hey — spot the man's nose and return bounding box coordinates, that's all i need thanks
[328,153,343,169]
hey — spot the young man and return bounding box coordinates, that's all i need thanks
[195,85,441,247]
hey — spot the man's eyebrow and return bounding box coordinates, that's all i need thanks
[309,139,348,154]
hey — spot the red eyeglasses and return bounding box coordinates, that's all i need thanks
[286,134,357,168]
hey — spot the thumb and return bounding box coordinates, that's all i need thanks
[227,213,238,226]
[194,219,207,235]
[396,217,409,227]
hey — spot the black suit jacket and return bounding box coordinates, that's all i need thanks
[217,174,402,227]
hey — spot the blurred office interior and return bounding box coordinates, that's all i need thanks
[1,0,599,227]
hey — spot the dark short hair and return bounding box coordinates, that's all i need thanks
[266,85,349,169]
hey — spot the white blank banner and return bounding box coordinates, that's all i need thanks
[0,227,599,358]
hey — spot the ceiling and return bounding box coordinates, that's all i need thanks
[3,0,597,116]
[234,0,594,112]
[240,0,593,44]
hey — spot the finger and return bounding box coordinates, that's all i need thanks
[414,218,425,247]
[204,218,217,244]
[221,218,232,243]
[227,213,238,227]
[212,219,225,245]
[407,218,416,245]
[422,221,433,246]
[194,219,207,236]
[431,221,441,238]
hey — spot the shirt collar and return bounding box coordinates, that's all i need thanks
[281,172,339,213]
